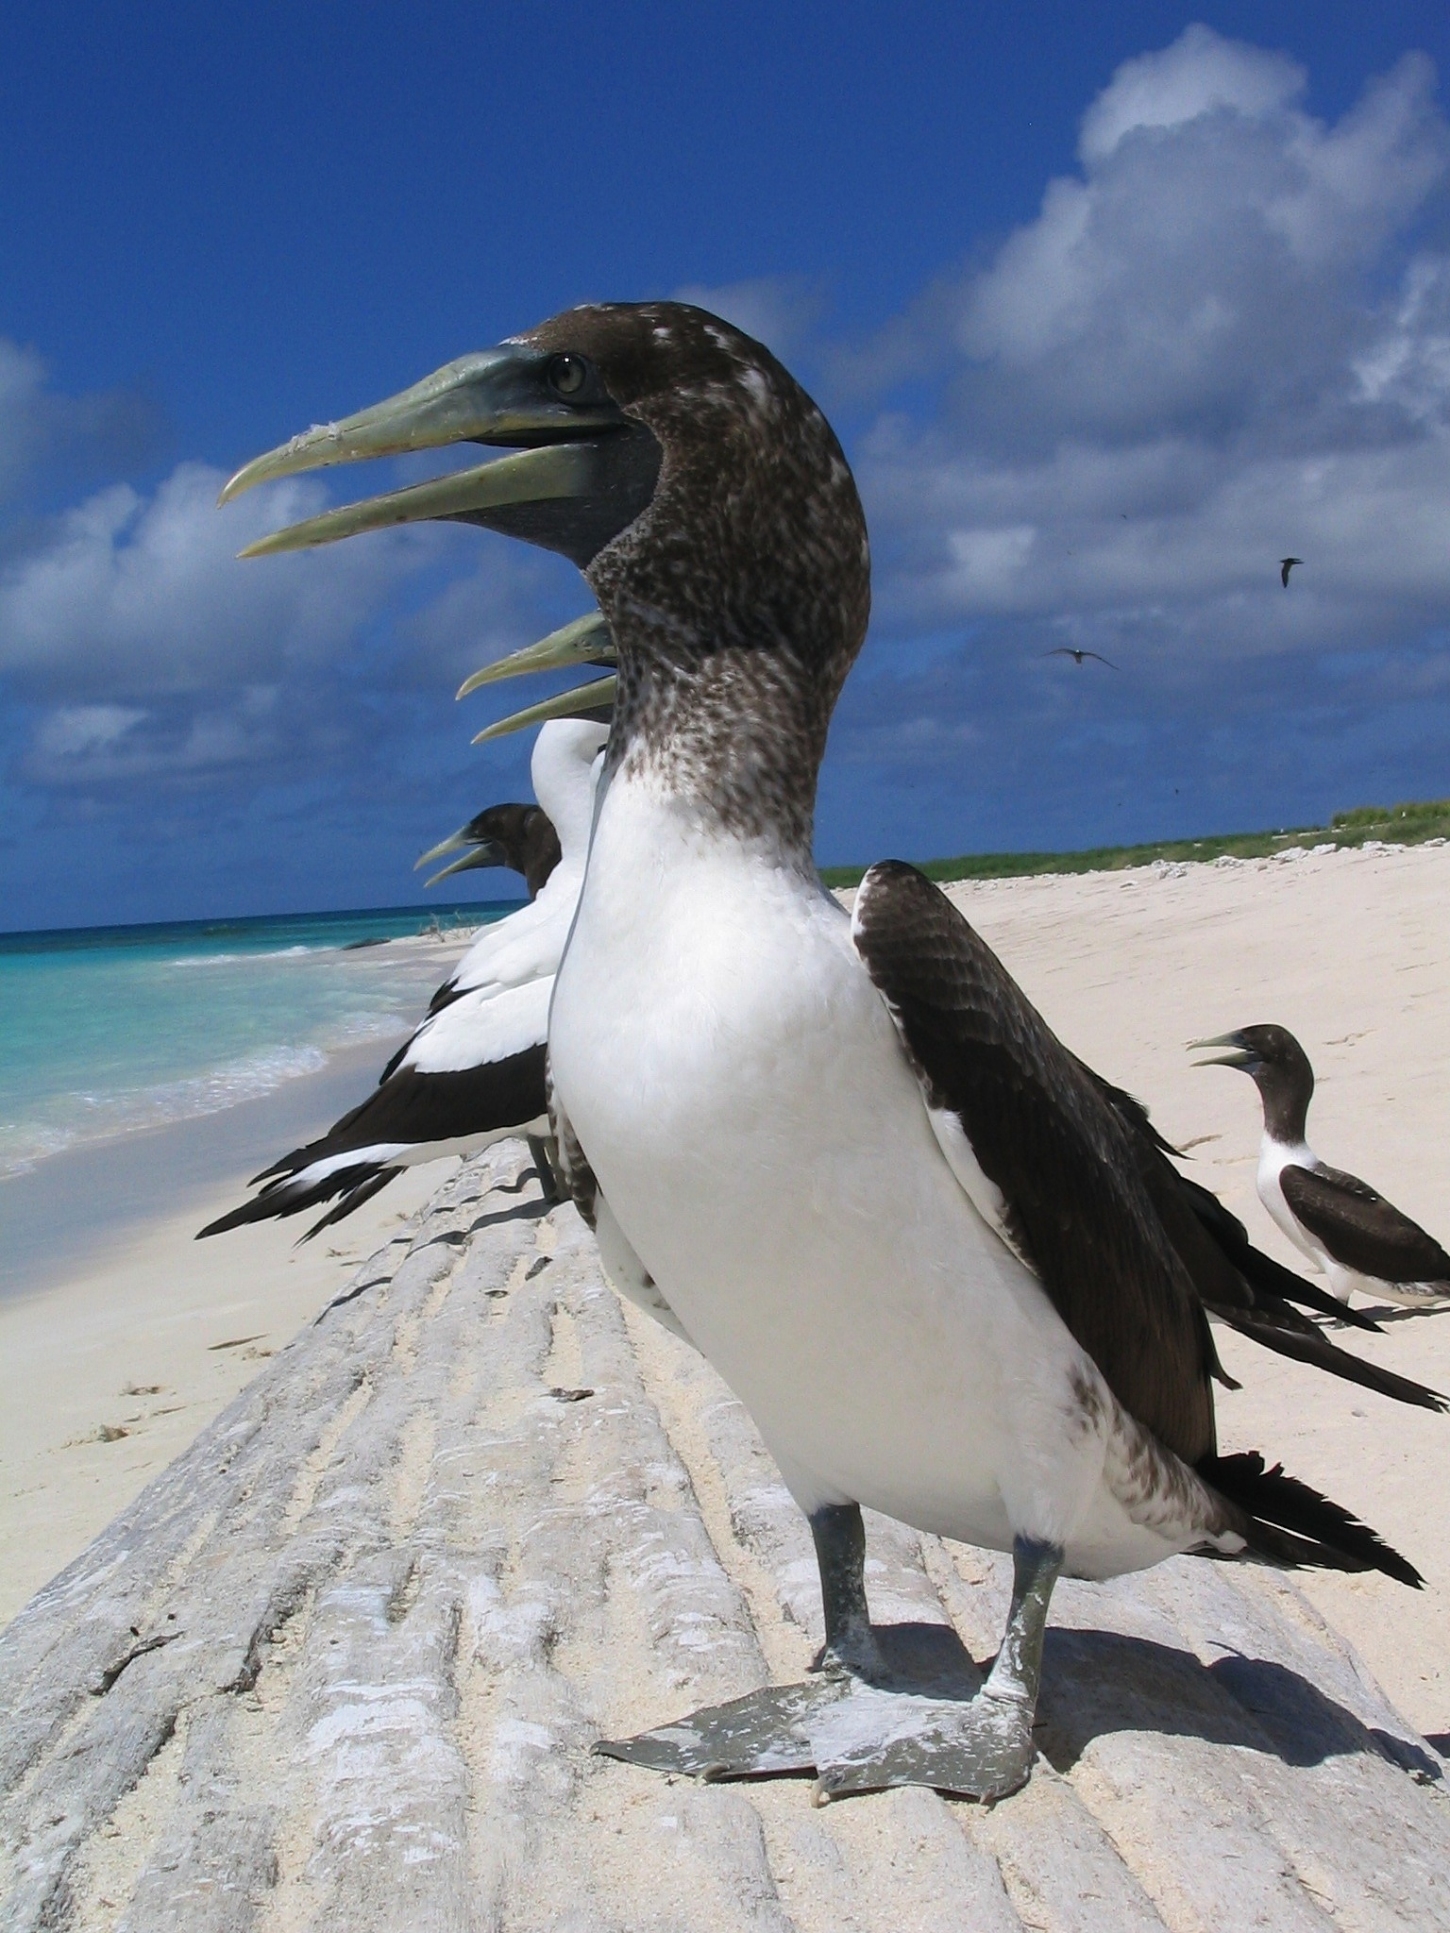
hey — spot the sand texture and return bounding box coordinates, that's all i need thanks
[935,839,1450,1738]
[3,1141,1449,1933]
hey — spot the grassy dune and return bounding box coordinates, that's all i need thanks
[818,798,1450,890]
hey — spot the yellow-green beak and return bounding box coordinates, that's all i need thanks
[471,675,618,743]
[1189,1032,1256,1070]
[219,342,656,569]
[457,612,615,700]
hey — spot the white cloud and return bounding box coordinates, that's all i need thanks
[1352,253,1450,422]
[0,336,159,500]
[0,460,443,698]
[671,275,823,356]
[849,26,1450,671]
[34,704,147,760]
[1078,24,1302,165]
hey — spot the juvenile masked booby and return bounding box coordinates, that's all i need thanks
[222,304,1440,1802]
[1195,1024,1450,1310]
[198,717,606,1239]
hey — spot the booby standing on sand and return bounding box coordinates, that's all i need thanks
[1195,1024,1450,1310]
[199,716,606,1239]
[222,303,1439,1802]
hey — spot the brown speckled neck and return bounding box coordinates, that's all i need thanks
[523,304,871,866]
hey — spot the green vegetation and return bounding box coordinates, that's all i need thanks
[818,797,1450,890]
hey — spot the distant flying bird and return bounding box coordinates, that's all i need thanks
[1280,557,1303,588]
[1046,647,1118,669]
[1195,1025,1450,1310]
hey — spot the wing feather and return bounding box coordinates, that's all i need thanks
[852,861,1216,1464]
[1280,1163,1450,1284]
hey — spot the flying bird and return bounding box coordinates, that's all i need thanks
[198,718,607,1241]
[1280,556,1303,587]
[1195,1025,1450,1310]
[223,303,1437,1804]
[1045,647,1118,669]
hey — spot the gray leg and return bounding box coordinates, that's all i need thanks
[526,1133,561,1206]
[982,1536,1061,1714]
[810,1533,1062,1803]
[597,1528,1062,1804]
[809,1503,888,1680]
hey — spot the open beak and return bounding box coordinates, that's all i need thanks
[234,445,599,557]
[414,827,504,873]
[457,612,614,699]
[418,838,510,890]
[219,344,651,567]
[471,674,617,743]
[1190,1031,1256,1070]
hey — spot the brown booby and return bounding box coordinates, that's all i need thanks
[417,800,561,894]
[220,303,1440,1803]
[1195,1025,1450,1310]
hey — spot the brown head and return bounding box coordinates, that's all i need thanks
[1192,1024,1315,1143]
[222,303,870,860]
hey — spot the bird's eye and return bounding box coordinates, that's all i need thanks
[548,355,589,398]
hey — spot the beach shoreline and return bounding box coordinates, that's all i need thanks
[0,927,483,1623]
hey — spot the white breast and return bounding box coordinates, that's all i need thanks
[549,774,1199,1574]
[1255,1134,1360,1297]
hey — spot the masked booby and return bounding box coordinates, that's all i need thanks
[1195,1024,1450,1310]
[197,717,606,1240]
[222,303,1440,1803]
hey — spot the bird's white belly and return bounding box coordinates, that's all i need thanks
[551,785,1171,1569]
[1258,1139,1356,1297]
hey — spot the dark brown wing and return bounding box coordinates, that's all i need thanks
[852,861,1217,1464]
[1280,1163,1450,1284]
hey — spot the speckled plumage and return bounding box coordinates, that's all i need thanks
[522,304,869,863]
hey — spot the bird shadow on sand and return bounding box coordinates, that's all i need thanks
[818,1621,1441,1788]
[418,1193,554,1252]
[1034,1625,1442,1784]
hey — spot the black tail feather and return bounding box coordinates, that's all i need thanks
[1216,1307,1446,1412]
[1200,1450,1423,1588]
[197,1161,395,1239]
[299,1168,400,1242]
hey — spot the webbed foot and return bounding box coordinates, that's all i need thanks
[810,1682,1036,1801]
[596,1527,1061,1805]
[596,1678,837,1781]
[593,1664,1034,1800]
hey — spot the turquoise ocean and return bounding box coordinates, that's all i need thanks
[0,903,511,1186]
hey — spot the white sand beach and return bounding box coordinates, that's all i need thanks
[4,848,1449,1741]
[0,927,480,1624]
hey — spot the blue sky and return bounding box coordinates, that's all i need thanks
[4,2,1450,928]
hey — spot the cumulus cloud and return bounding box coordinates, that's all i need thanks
[671,275,825,357]
[0,461,449,697]
[0,337,160,502]
[844,26,1450,680]
[0,453,560,807]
